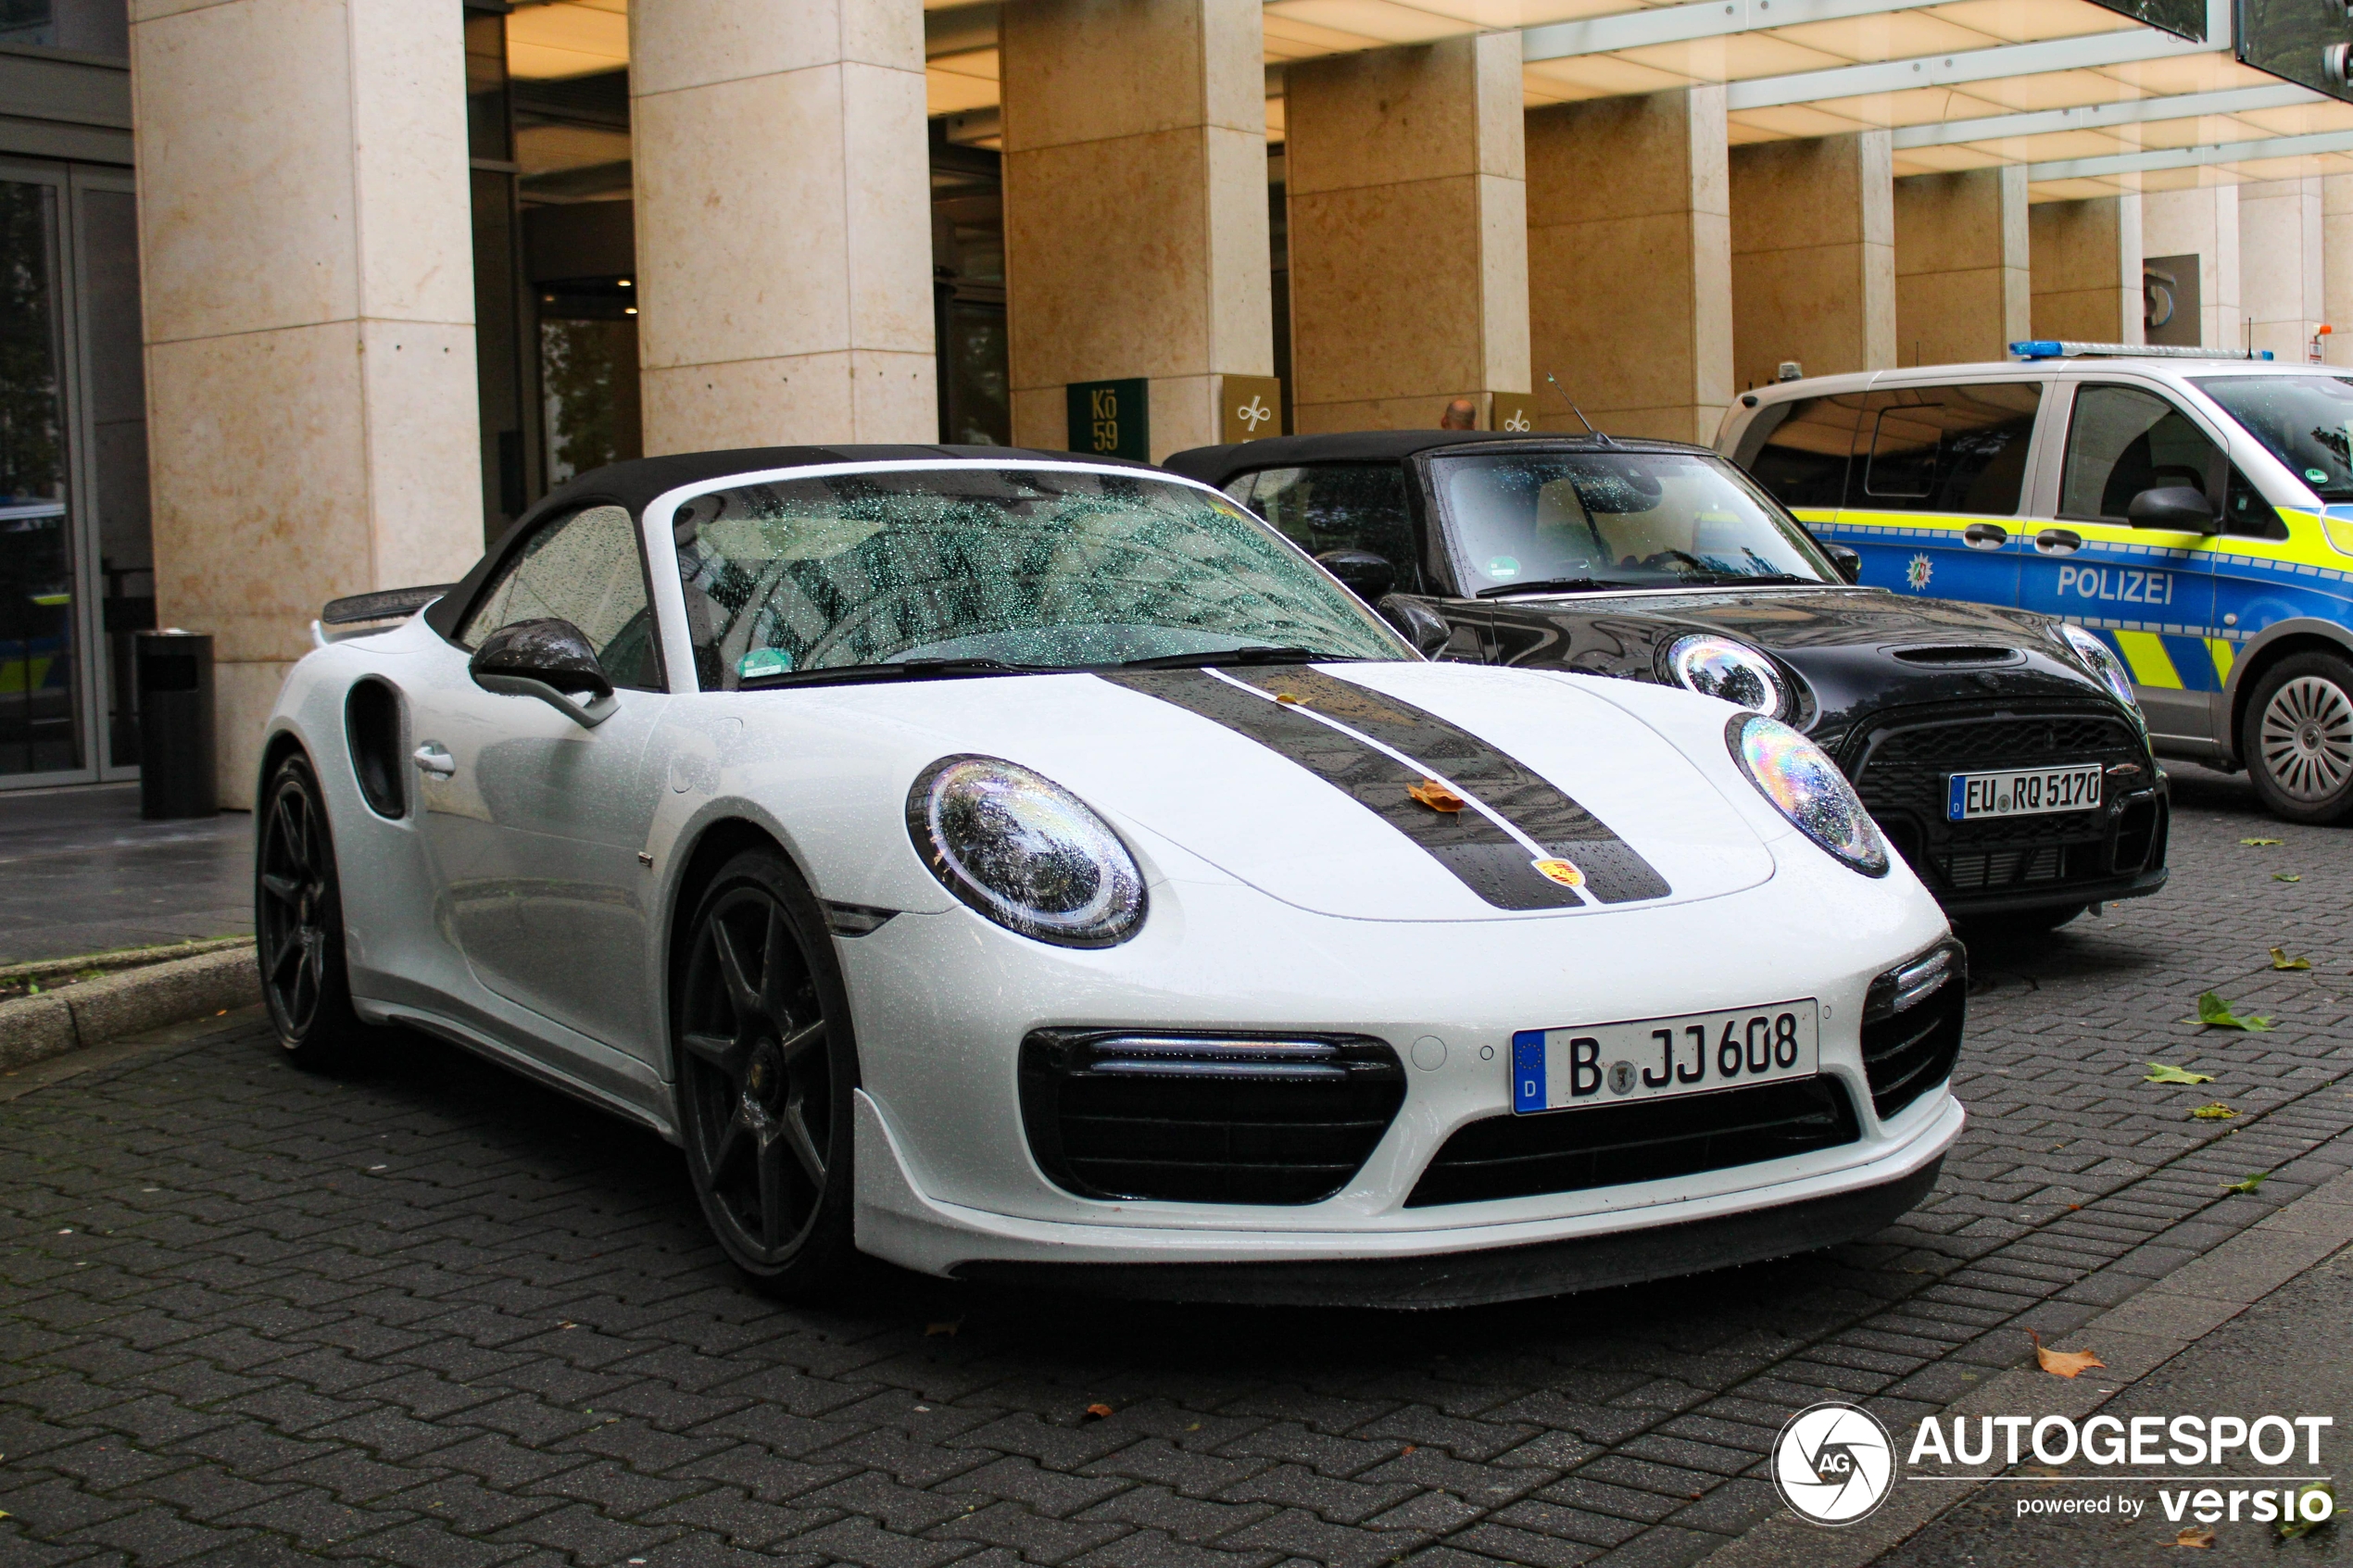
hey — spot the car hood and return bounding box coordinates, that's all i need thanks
[786,662,1780,922]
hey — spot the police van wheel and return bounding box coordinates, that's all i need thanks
[2243,652,2353,825]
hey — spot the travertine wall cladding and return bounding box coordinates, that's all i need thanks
[1894,168,2028,369]
[2029,194,2143,345]
[1730,131,1895,393]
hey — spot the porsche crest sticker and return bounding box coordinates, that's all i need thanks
[1530,858,1585,888]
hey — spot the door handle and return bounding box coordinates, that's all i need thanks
[2033,528,2082,555]
[411,743,456,778]
[1963,523,2008,550]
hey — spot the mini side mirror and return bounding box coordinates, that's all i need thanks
[1376,594,1453,658]
[1821,542,1863,583]
[2127,484,2216,533]
[1315,546,1396,602]
[469,618,619,727]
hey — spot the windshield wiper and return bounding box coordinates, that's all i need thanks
[738,657,1059,690]
[1682,572,1814,587]
[1475,576,1634,598]
[1116,646,1339,671]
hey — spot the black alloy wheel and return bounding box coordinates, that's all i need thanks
[674,847,859,1295]
[2242,650,2353,825]
[255,752,367,1066]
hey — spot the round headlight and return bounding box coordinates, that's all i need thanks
[1728,714,1890,877]
[2061,622,2143,725]
[1667,634,1787,717]
[908,756,1146,947]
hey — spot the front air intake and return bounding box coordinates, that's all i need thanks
[1019,1030,1405,1205]
[1890,645,2022,667]
[1861,941,1967,1121]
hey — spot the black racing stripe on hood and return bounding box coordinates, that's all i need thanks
[1222,667,1673,906]
[1098,670,1579,911]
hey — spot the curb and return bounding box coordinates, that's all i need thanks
[1691,1162,2353,1568]
[0,946,260,1070]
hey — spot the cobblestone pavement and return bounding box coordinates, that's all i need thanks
[4,766,2351,1568]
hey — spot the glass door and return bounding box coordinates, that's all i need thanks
[0,172,75,782]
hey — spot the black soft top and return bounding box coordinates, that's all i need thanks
[1161,430,1716,490]
[423,443,1152,640]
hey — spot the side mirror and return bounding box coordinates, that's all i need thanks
[469,618,619,727]
[1376,594,1453,658]
[1315,546,1396,602]
[2127,485,2216,533]
[1821,542,1863,583]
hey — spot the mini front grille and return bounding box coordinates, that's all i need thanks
[1404,1078,1860,1208]
[1941,845,2069,891]
[1018,1030,1405,1206]
[1862,943,1968,1122]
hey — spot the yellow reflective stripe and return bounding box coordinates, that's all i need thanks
[2208,637,2237,685]
[2113,630,2183,689]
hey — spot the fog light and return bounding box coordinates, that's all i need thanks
[1866,941,1963,1022]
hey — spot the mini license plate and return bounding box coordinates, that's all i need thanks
[1511,1001,1819,1114]
[1945,763,2103,822]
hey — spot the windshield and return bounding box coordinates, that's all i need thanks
[669,465,1409,688]
[2192,374,2353,501]
[1431,450,1837,595]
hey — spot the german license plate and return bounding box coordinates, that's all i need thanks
[1510,1001,1819,1114]
[1945,763,2102,822]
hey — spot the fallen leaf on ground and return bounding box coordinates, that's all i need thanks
[2280,1481,2334,1538]
[2173,1525,2214,1547]
[925,1320,961,1337]
[2145,1062,2217,1085]
[1407,778,1466,812]
[2190,1103,2237,1119]
[2274,873,2302,883]
[2188,992,2274,1032]
[2222,1171,2271,1195]
[1082,1403,1114,1421]
[2027,1329,2105,1378]
[2271,947,2312,970]
[2241,837,2284,847]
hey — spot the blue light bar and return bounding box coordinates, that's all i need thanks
[2008,341,2275,361]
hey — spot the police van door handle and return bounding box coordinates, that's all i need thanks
[1963,523,2008,550]
[2033,528,2082,556]
[411,742,456,779]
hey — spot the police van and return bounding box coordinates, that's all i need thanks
[1718,349,2353,824]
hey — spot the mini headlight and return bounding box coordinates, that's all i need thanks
[2061,622,2142,724]
[1667,633,1787,717]
[1728,714,1890,877]
[908,756,1146,947]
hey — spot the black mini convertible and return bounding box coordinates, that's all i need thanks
[1164,431,2169,931]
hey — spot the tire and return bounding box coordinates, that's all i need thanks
[2241,650,2353,825]
[254,752,370,1069]
[673,847,861,1298]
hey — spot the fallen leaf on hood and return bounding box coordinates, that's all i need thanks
[2190,1102,2237,1120]
[2271,947,2311,970]
[2279,1481,2334,1538]
[1082,1403,1114,1422]
[2274,873,2302,883]
[2145,1062,2216,1085]
[1274,693,1309,706]
[2173,1525,2214,1547]
[925,1320,962,1337]
[1407,778,1466,813]
[2222,1171,2271,1195]
[2188,992,2274,1031]
[2241,837,2284,847]
[2027,1329,2105,1378]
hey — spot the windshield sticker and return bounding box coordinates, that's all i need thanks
[1488,556,1521,579]
[736,648,794,679]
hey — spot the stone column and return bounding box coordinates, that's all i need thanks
[2239,177,2324,363]
[1284,33,1529,433]
[132,0,483,807]
[630,0,936,452]
[1526,88,1729,443]
[1000,0,1272,460]
[1893,168,2028,368]
[2324,177,2353,368]
[2029,195,2144,344]
[2144,186,2241,351]
[1730,132,1895,393]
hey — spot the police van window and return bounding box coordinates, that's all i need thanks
[2059,384,2221,523]
[1238,464,1424,594]
[1733,395,1862,509]
[1852,383,2040,515]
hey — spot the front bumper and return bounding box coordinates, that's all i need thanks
[837,819,1962,1295]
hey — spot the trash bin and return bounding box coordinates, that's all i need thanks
[136,629,217,820]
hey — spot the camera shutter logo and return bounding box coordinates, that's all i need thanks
[1772,1401,1894,1524]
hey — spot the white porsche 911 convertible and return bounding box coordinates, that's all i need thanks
[258,445,1965,1306]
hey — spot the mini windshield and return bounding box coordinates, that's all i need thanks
[2192,374,2353,501]
[669,465,1409,689]
[1432,450,1837,596]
